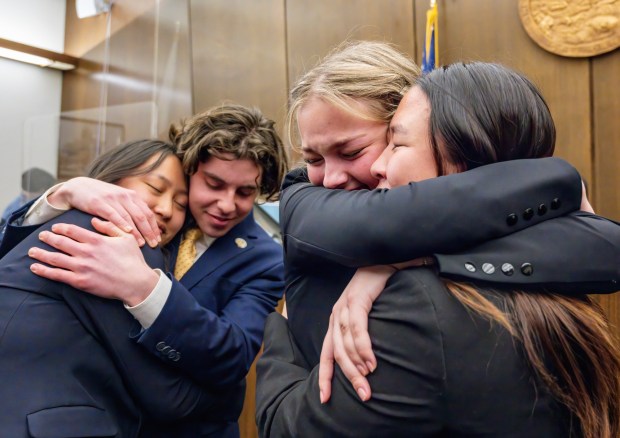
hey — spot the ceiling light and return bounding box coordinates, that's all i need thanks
[0,38,78,71]
[76,0,113,19]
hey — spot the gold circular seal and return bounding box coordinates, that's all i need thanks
[519,0,620,57]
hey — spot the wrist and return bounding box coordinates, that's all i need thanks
[47,183,72,210]
[123,268,160,307]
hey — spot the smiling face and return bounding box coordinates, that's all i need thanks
[370,86,459,189]
[188,154,261,238]
[297,97,388,190]
[117,153,188,245]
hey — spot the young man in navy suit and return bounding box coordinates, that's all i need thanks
[5,104,289,438]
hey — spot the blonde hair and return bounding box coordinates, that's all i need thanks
[286,40,421,151]
[445,280,620,438]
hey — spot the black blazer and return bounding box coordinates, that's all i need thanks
[0,210,242,438]
[280,158,620,365]
[256,268,573,437]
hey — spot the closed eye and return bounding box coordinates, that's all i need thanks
[146,183,163,193]
[341,148,363,158]
[303,156,323,165]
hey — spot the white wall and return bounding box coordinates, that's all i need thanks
[0,0,66,212]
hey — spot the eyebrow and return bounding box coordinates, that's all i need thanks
[202,171,258,190]
[301,133,367,153]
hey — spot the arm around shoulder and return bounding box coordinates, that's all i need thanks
[282,158,582,267]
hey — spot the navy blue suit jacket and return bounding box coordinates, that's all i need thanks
[0,210,241,438]
[128,212,285,437]
[0,208,284,437]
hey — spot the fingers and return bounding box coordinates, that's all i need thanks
[120,197,160,248]
[347,297,376,374]
[318,320,335,404]
[332,305,371,401]
[61,178,161,247]
[91,199,150,247]
[28,246,77,271]
[91,217,127,238]
[38,224,99,256]
[338,307,369,377]
[30,262,75,284]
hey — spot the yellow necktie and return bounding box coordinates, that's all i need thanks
[174,227,202,279]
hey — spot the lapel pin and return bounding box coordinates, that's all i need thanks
[235,238,248,249]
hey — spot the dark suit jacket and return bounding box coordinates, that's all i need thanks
[0,210,241,438]
[128,212,285,437]
[256,268,573,437]
[0,207,285,438]
[280,158,620,365]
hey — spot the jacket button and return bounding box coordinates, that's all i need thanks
[168,349,177,359]
[538,204,547,215]
[156,342,166,352]
[161,346,172,354]
[551,198,561,210]
[521,263,534,276]
[523,208,534,220]
[482,263,495,274]
[506,213,518,226]
[465,262,476,272]
[173,352,181,362]
[501,263,514,276]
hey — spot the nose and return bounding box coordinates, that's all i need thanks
[322,160,349,189]
[370,146,390,181]
[217,191,236,215]
[153,196,173,219]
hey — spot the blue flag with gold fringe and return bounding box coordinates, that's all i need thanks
[422,0,438,74]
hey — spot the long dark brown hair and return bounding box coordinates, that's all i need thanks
[420,62,620,438]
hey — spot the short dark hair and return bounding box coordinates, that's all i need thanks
[87,139,179,184]
[169,104,289,202]
[417,62,555,175]
[21,167,56,193]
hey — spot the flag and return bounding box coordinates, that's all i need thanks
[422,0,438,74]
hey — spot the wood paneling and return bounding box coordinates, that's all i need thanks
[64,0,156,58]
[418,0,592,183]
[189,0,288,133]
[592,49,620,220]
[286,0,415,83]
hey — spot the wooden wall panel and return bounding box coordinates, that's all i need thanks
[64,0,156,58]
[286,0,415,83]
[591,49,620,340]
[416,0,592,184]
[189,0,288,133]
[592,50,620,220]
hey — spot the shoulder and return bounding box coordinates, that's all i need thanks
[281,167,310,191]
[235,215,283,258]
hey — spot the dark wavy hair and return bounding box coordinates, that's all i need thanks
[169,104,289,202]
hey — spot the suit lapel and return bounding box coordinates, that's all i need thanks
[179,214,258,290]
